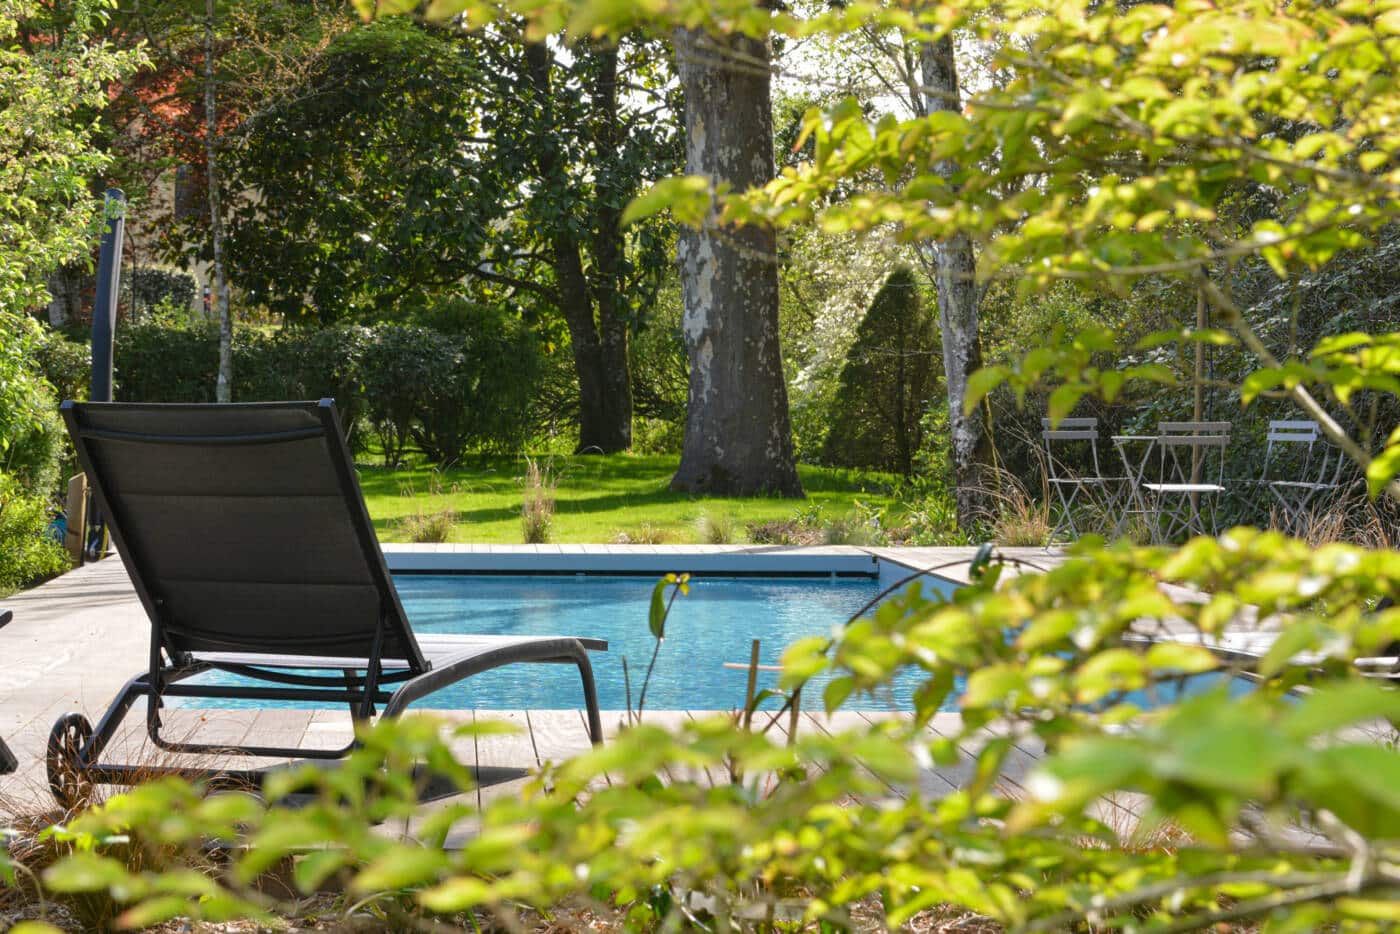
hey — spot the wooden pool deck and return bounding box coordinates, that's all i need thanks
[1,546,1065,816]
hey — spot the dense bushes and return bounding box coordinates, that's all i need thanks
[0,313,70,594]
[113,315,543,465]
[0,472,67,594]
[0,313,67,499]
[126,266,197,318]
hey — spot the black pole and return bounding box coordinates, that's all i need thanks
[91,188,125,404]
[85,189,124,563]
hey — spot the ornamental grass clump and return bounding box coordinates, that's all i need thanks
[694,511,737,545]
[397,509,455,544]
[521,458,556,544]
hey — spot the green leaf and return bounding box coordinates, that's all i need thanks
[294,850,350,893]
[352,845,450,893]
[1047,383,1087,426]
[964,365,1010,414]
[648,578,668,640]
[117,896,195,929]
[1143,642,1219,674]
[621,175,712,227]
[824,676,855,714]
[1282,680,1400,741]
[420,876,495,912]
[1367,443,1400,497]
[42,852,133,893]
[1241,368,1286,405]
[9,923,69,934]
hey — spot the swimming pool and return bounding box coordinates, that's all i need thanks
[179,572,1259,713]
[185,574,904,711]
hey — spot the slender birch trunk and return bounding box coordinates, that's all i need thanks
[919,33,988,526]
[204,0,232,403]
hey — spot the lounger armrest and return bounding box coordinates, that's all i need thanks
[0,608,11,630]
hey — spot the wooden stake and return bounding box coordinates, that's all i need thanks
[65,473,87,566]
[744,639,760,717]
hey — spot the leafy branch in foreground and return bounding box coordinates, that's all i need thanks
[8,535,1400,930]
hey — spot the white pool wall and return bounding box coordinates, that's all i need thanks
[381,544,963,599]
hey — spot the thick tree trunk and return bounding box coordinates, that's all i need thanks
[584,44,632,453]
[204,0,232,403]
[669,26,802,497]
[525,42,632,454]
[919,34,988,525]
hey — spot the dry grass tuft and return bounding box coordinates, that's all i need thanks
[1281,488,1396,549]
[694,511,737,545]
[613,522,672,545]
[973,469,1054,547]
[520,458,557,545]
[397,509,456,544]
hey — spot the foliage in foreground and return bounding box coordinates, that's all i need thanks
[8,533,1400,930]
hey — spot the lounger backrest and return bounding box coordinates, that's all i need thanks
[63,400,425,670]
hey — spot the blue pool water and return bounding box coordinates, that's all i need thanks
[186,575,897,711]
[180,575,1259,712]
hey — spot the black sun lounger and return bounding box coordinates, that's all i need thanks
[47,399,605,808]
[0,608,15,775]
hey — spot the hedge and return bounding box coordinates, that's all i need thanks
[113,317,542,464]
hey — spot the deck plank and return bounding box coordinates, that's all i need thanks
[472,710,536,809]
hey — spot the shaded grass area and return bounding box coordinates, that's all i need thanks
[357,453,900,544]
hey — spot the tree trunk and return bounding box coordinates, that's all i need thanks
[669,25,802,497]
[525,42,632,454]
[919,33,988,525]
[46,265,82,327]
[204,0,232,403]
[584,43,632,453]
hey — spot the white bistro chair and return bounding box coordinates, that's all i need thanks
[1042,417,1120,541]
[1262,419,1346,534]
[1144,421,1232,542]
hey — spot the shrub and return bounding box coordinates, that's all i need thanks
[358,325,459,467]
[745,518,817,545]
[822,268,938,477]
[33,331,90,404]
[125,267,197,318]
[20,533,1400,933]
[0,472,67,595]
[0,313,66,500]
[113,321,219,403]
[411,301,542,464]
[113,317,541,463]
[822,508,885,546]
[629,416,684,455]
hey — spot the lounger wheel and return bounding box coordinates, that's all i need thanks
[47,713,94,810]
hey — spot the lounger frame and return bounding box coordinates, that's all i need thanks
[53,400,604,799]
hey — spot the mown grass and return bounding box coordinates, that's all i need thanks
[357,453,900,544]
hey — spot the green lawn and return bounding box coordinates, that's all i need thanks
[357,453,900,544]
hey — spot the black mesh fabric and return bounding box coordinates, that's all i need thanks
[67,401,421,665]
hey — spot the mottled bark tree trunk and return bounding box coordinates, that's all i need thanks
[204,0,232,403]
[525,42,632,454]
[920,33,988,526]
[669,26,802,497]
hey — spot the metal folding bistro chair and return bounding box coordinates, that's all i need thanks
[1041,417,1120,541]
[47,400,607,808]
[1143,421,1232,542]
[1262,419,1346,534]
[0,608,15,775]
